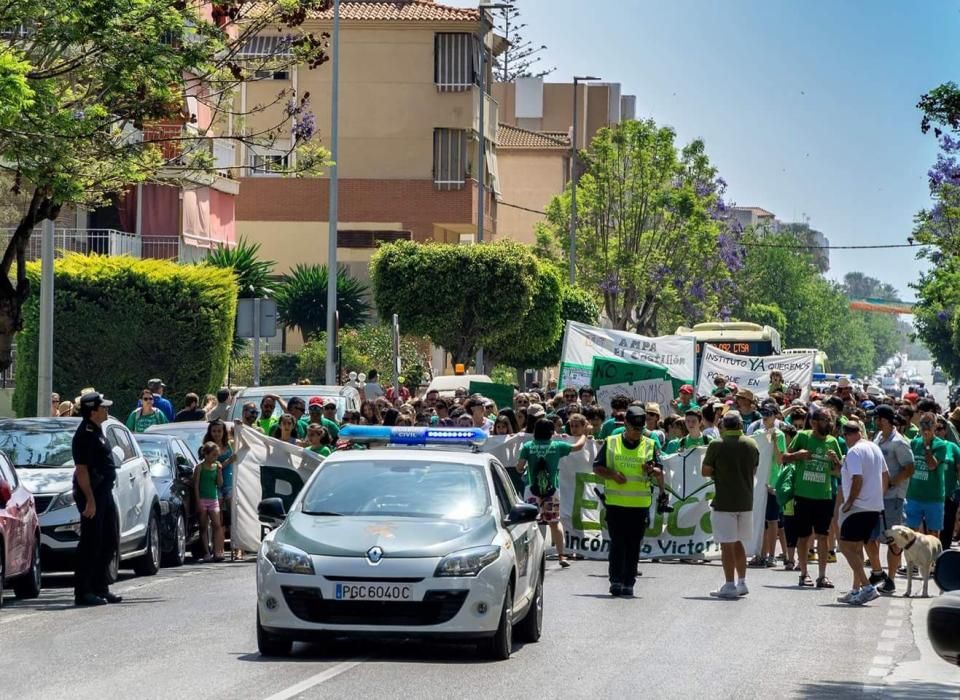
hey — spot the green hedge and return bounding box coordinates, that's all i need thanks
[14,254,238,418]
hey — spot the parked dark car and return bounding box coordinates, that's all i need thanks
[144,421,209,461]
[134,434,201,566]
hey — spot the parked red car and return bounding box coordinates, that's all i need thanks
[0,452,41,607]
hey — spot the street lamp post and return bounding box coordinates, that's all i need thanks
[324,0,340,385]
[570,75,600,286]
[474,3,508,374]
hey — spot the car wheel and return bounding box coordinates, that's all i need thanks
[162,513,187,567]
[481,584,513,661]
[514,565,543,643]
[133,511,161,576]
[257,609,293,657]
[13,537,41,599]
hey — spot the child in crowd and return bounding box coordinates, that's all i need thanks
[193,442,225,563]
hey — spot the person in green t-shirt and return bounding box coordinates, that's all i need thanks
[664,408,713,454]
[672,384,699,415]
[906,413,948,537]
[304,423,333,458]
[900,405,920,440]
[783,408,843,588]
[516,418,586,568]
[598,394,631,440]
[126,389,169,433]
[257,395,279,436]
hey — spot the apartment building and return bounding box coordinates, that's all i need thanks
[235,0,502,283]
[492,76,636,245]
[730,206,830,272]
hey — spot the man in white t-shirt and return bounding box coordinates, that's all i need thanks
[837,420,889,606]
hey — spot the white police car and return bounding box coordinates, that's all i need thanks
[255,426,545,659]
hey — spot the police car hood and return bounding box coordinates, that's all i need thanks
[278,511,498,557]
[16,467,75,496]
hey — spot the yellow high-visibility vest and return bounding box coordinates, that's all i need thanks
[603,433,656,508]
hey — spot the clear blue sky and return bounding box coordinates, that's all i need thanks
[448,0,960,300]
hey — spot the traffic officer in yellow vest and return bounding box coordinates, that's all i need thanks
[593,405,663,596]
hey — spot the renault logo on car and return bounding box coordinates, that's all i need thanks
[366,546,384,564]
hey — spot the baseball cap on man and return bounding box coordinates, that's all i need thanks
[308,396,324,410]
[80,392,112,410]
[875,404,897,423]
[625,406,646,427]
[679,384,694,395]
[527,403,546,419]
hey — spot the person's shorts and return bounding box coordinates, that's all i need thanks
[765,491,781,522]
[793,496,834,537]
[219,485,234,500]
[710,510,753,544]
[870,498,904,541]
[905,499,945,531]
[198,498,220,514]
[840,511,880,544]
[527,492,560,523]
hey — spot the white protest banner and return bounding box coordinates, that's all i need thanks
[596,379,675,417]
[696,344,816,400]
[558,320,696,389]
[482,436,721,561]
[232,424,324,553]
[745,430,775,557]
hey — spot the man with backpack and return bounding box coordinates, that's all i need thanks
[516,418,587,569]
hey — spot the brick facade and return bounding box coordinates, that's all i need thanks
[237,178,494,242]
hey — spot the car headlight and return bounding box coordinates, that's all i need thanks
[264,541,315,575]
[49,490,76,512]
[435,545,500,577]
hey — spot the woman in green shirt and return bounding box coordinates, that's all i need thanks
[126,389,168,433]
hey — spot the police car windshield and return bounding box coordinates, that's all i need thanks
[0,427,75,468]
[302,460,490,520]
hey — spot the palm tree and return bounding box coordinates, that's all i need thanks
[205,238,275,298]
[275,264,371,341]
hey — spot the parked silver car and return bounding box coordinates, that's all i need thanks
[0,417,162,580]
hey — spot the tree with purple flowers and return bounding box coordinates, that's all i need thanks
[535,119,739,335]
[912,82,960,377]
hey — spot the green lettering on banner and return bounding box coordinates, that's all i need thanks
[666,496,699,537]
[573,471,605,531]
[646,510,664,538]
[700,491,715,533]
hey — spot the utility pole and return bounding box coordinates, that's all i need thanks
[324,0,340,385]
[570,75,600,286]
[36,219,54,416]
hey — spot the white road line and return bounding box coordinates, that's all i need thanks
[263,659,366,700]
[880,629,900,639]
[119,577,175,593]
[872,655,893,666]
[884,618,903,628]
[867,668,888,678]
[876,640,896,652]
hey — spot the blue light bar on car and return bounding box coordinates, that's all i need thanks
[338,425,487,446]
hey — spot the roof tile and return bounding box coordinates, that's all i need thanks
[309,1,479,22]
[498,124,570,149]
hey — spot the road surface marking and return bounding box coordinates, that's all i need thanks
[867,668,887,678]
[880,629,899,639]
[883,618,902,628]
[263,658,366,700]
[872,656,893,666]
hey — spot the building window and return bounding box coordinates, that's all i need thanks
[254,69,290,80]
[433,128,468,191]
[434,33,478,92]
[250,153,289,176]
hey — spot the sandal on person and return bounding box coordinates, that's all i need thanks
[748,556,766,568]
[799,573,814,587]
[784,561,796,571]
[234,549,244,561]
[816,576,835,589]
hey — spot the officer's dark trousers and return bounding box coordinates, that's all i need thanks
[74,493,119,599]
[606,504,649,588]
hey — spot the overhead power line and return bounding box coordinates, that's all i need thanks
[496,201,921,251]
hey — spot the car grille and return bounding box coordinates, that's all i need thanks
[33,495,54,513]
[281,586,468,626]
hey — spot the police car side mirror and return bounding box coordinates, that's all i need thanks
[505,503,539,525]
[258,497,286,528]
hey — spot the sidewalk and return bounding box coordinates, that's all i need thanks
[878,594,960,698]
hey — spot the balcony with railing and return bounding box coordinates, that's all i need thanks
[141,123,237,179]
[0,228,181,261]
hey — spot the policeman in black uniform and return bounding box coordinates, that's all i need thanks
[72,392,122,606]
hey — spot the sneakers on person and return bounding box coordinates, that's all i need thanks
[765,556,777,568]
[748,556,766,568]
[808,549,818,562]
[621,586,634,597]
[868,571,886,586]
[736,581,749,596]
[827,550,838,563]
[855,585,880,604]
[558,558,571,569]
[609,583,622,597]
[878,576,897,595]
[710,582,739,599]
[837,588,861,604]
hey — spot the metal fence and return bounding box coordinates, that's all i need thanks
[0,228,181,261]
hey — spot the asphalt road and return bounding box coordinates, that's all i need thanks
[2,552,958,700]
[905,358,949,409]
